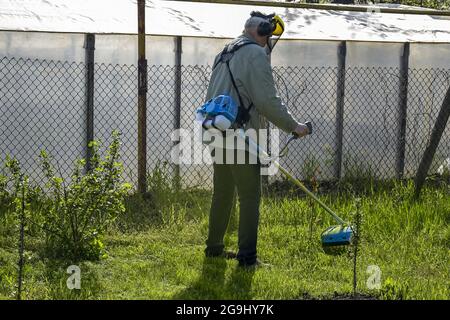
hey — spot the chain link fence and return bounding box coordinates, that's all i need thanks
[1,55,450,189]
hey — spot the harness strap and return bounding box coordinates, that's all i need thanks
[225,60,253,126]
[212,38,257,127]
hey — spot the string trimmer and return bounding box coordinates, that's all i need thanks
[238,123,353,254]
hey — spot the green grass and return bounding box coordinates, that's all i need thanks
[0,181,449,300]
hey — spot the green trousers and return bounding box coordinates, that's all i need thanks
[205,149,261,265]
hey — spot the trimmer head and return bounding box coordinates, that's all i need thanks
[321,225,354,255]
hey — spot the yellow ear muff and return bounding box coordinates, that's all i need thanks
[272,15,285,36]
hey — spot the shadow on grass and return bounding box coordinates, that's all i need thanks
[173,257,255,300]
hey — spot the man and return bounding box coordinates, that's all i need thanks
[204,12,310,268]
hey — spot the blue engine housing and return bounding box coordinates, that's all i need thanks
[197,94,238,123]
[321,225,353,247]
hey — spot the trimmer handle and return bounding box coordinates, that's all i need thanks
[292,121,313,139]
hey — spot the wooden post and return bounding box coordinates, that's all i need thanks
[85,33,95,172]
[396,43,409,180]
[414,85,450,198]
[174,36,182,188]
[335,41,346,180]
[138,0,148,193]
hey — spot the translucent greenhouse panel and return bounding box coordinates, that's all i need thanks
[0,57,86,185]
[270,40,339,183]
[95,35,176,66]
[272,40,338,67]
[145,37,177,187]
[406,69,450,177]
[0,31,85,62]
[0,32,177,65]
[409,43,450,69]
[93,62,138,185]
[93,36,176,187]
[405,44,450,177]
[181,37,229,66]
[343,42,403,179]
[147,63,177,186]
[346,42,402,68]
[179,64,214,189]
[179,38,227,189]
[270,65,339,183]
[94,34,137,65]
[180,38,340,67]
[0,32,86,185]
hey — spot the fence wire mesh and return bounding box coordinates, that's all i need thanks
[1,55,450,190]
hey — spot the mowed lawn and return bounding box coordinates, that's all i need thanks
[0,182,449,300]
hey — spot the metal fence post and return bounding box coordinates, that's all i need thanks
[396,42,409,180]
[84,33,95,172]
[138,0,148,193]
[174,36,182,188]
[335,41,346,181]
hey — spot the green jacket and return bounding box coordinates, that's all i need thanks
[205,33,299,135]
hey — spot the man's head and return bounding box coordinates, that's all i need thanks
[244,11,285,50]
[244,15,271,47]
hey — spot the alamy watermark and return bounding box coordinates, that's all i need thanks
[366,265,382,290]
[66,265,81,290]
[170,125,282,176]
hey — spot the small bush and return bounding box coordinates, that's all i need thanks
[39,131,131,260]
[0,166,12,225]
[0,169,10,213]
[0,157,26,238]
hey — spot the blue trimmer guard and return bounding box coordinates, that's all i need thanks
[321,225,353,253]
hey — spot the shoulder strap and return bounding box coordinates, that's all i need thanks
[225,61,244,113]
[212,38,256,126]
[225,60,253,126]
[212,37,257,70]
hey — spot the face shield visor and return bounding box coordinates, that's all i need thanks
[267,15,285,53]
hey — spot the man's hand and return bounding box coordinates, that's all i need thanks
[293,123,310,137]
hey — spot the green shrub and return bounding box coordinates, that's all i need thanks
[39,131,131,260]
[0,170,10,212]
[0,157,25,238]
[0,164,12,221]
